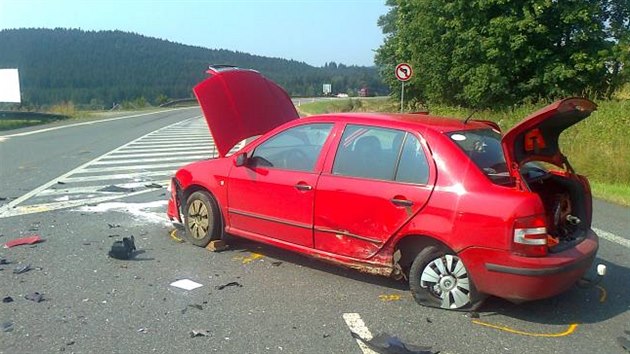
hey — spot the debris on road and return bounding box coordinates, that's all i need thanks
[108,236,136,260]
[144,183,162,189]
[24,292,44,303]
[137,327,148,334]
[1,321,14,332]
[188,304,203,311]
[190,329,210,338]
[57,181,66,185]
[215,282,242,290]
[169,229,184,243]
[3,235,43,248]
[107,223,121,229]
[2,296,13,303]
[0,257,9,265]
[618,330,630,352]
[206,240,228,252]
[271,261,283,267]
[13,264,31,274]
[170,279,203,291]
[98,185,135,193]
[350,332,435,354]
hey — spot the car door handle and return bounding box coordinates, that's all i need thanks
[391,198,413,207]
[295,183,313,191]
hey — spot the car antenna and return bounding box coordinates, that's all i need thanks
[463,109,478,124]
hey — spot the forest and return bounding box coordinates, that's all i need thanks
[0,28,387,108]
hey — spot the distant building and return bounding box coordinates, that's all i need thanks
[358,87,369,97]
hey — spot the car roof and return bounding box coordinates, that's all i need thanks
[300,112,494,134]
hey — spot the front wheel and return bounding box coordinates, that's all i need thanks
[408,246,481,310]
[184,191,221,247]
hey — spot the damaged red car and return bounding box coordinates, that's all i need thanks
[167,66,599,310]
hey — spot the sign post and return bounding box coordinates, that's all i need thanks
[395,63,412,113]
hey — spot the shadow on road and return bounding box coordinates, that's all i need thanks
[224,237,409,291]
[477,256,630,324]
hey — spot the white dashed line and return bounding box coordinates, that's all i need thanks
[342,313,378,354]
[594,227,630,249]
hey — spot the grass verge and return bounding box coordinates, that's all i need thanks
[299,97,630,207]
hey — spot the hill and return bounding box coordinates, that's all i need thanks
[0,28,387,107]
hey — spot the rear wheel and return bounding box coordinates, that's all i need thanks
[184,191,221,247]
[409,246,481,310]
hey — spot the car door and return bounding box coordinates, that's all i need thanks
[227,123,334,247]
[314,124,435,259]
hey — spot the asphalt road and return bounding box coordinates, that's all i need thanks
[1,108,629,354]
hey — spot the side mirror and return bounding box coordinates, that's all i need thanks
[234,152,248,167]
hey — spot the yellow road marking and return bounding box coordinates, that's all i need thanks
[169,229,184,243]
[472,319,578,337]
[596,285,607,303]
[233,252,264,264]
[378,294,403,302]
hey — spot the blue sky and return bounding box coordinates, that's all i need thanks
[0,0,389,67]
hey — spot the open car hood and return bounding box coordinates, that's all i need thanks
[502,97,597,169]
[193,67,299,157]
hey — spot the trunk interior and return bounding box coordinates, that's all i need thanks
[524,170,591,253]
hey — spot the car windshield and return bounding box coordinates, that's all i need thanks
[447,129,511,185]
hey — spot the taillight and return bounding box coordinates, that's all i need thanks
[512,215,548,257]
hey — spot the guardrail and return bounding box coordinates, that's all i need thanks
[159,98,198,107]
[0,111,68,121]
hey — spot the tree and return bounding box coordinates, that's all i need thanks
[376,0,630,107]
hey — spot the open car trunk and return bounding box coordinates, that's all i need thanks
[522,166,592,252]
[503,98,597,253]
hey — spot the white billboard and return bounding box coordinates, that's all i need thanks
[0,69,21,103]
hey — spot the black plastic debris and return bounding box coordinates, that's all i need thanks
[98,185,135,193]
[144,183,162,189]
[351,332,435,354]
[1,321,13,332]
[188,304,203,311]
[0,258,9,265]
[215,282,242,290]
[57,181,66,185]
[271,261,283,267]
[108,223,121,229]
[0,197,7,201]
[24,292,43,303]
[108,236,136,260]
[2,296,13,303]
[13,264,31,274]
[190,329,210,338]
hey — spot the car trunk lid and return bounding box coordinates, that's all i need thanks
[502,97,597,173]
[193,66,299,157]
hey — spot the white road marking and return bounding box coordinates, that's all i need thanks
[594,227,630,249]
[342,313,378,354]
[90,155,209,165]
[0,116,210,219]
[38,180,170,196]
[0,107,197,139]
[98,150,212,159]
[77,200,170,226]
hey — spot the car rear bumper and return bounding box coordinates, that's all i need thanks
[459,228,598,302]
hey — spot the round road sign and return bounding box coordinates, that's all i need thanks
[395,63,413,82]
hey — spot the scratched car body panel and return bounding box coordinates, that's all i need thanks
[168,67,599,310]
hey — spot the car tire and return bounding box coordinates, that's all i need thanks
[409,246,481,310]
[184,191,221,247]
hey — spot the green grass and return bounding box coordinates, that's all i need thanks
[299,97,630,206]
[0,119,47,131]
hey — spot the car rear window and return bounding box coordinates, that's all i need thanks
[447,129,511,185]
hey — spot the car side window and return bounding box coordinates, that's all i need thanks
[249,123,333,172]
[395,134,430,184]
[332,125,405,180]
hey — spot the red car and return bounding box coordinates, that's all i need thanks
[167,66,598,310]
